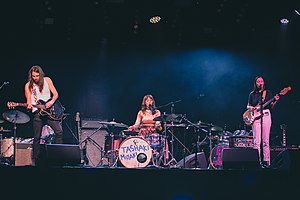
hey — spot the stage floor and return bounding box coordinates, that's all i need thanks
[0,164,299,200]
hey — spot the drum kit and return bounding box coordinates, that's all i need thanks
[88,112,235,169]
[0,109,30,165]
[91,114,185,168]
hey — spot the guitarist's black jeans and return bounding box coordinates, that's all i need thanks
[32,113,63,166]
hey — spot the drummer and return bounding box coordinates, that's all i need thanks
[128,94,162,136]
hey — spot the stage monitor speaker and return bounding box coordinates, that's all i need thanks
[79,128,108,167]
[271,149,300,170]
[45,144,81,167]
[15,143,33,166]
[177,152,207,169]
[222,148,259,170]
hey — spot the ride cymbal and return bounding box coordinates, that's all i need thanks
[2,110,30,124]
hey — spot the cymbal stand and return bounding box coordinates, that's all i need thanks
[79,126,105,166]
[11,111,18,166]
[184,118,209,168]
[165,123,178,167]
[156,120,176,167]
[105,132,118,167]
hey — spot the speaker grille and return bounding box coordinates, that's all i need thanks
[80,129,108,166]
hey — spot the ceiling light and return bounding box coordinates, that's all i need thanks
[280,18,289,24]
[149,16,161,24]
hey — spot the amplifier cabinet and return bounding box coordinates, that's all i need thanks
[15,143,33,166]
[229,136,254,148]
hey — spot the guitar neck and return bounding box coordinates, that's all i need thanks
[259,96,275,111]
[15,103,28,107]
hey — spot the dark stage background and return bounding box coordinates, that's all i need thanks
[1,1,299,161]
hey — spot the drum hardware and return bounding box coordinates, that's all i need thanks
[100,120,128,167]
[2,110,30,165]
[184,120,225,169]
[103,133,124,167]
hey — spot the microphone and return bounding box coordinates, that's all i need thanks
[258,84,262,90]
[149,104,155,114]
[149,104,153,111]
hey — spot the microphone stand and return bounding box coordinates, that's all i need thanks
[259,91,263,166]
[0,82,8,90]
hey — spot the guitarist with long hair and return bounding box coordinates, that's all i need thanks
[246,76,280,168]
[24,65,63,166]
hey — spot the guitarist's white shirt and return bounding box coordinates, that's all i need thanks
[31,77,51,112]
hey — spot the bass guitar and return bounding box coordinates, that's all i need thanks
[7,99,65,121]
[243,86,291,126]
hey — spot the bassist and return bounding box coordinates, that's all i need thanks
[246,76,279,168]
[25,65,63,166]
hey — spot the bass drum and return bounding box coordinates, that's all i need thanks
[118,136,152,168]
[209,144,229,170]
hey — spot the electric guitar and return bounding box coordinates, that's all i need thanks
[243,86,292,126]
[7,99,65,120]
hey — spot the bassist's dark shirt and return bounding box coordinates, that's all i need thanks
[248,89,274,110]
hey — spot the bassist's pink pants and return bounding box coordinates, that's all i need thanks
[252,109,272,165]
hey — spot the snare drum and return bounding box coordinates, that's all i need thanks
[1,138,14,158]
[105,134,125,152]
[118,136,152,168]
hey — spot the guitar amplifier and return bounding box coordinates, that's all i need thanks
[229,136,254,148]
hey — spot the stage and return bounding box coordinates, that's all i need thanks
[0,164,299,200]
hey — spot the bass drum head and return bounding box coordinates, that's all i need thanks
[209,144,229,170]
[118,136,152,168]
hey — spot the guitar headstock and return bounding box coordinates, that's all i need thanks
[279,86,292,96]
[7,101,17,109]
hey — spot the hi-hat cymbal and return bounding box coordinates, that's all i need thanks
[166,123,187,128]
[197,121,223,132]
[210,125,223,132]
[2,110,30,124]
[153,114,182,123]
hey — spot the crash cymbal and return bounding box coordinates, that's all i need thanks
[153,114,182,123]
[99,121,128,128]
[0,119,4,123]
[0,128,13,133]
[2,110,30,124]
